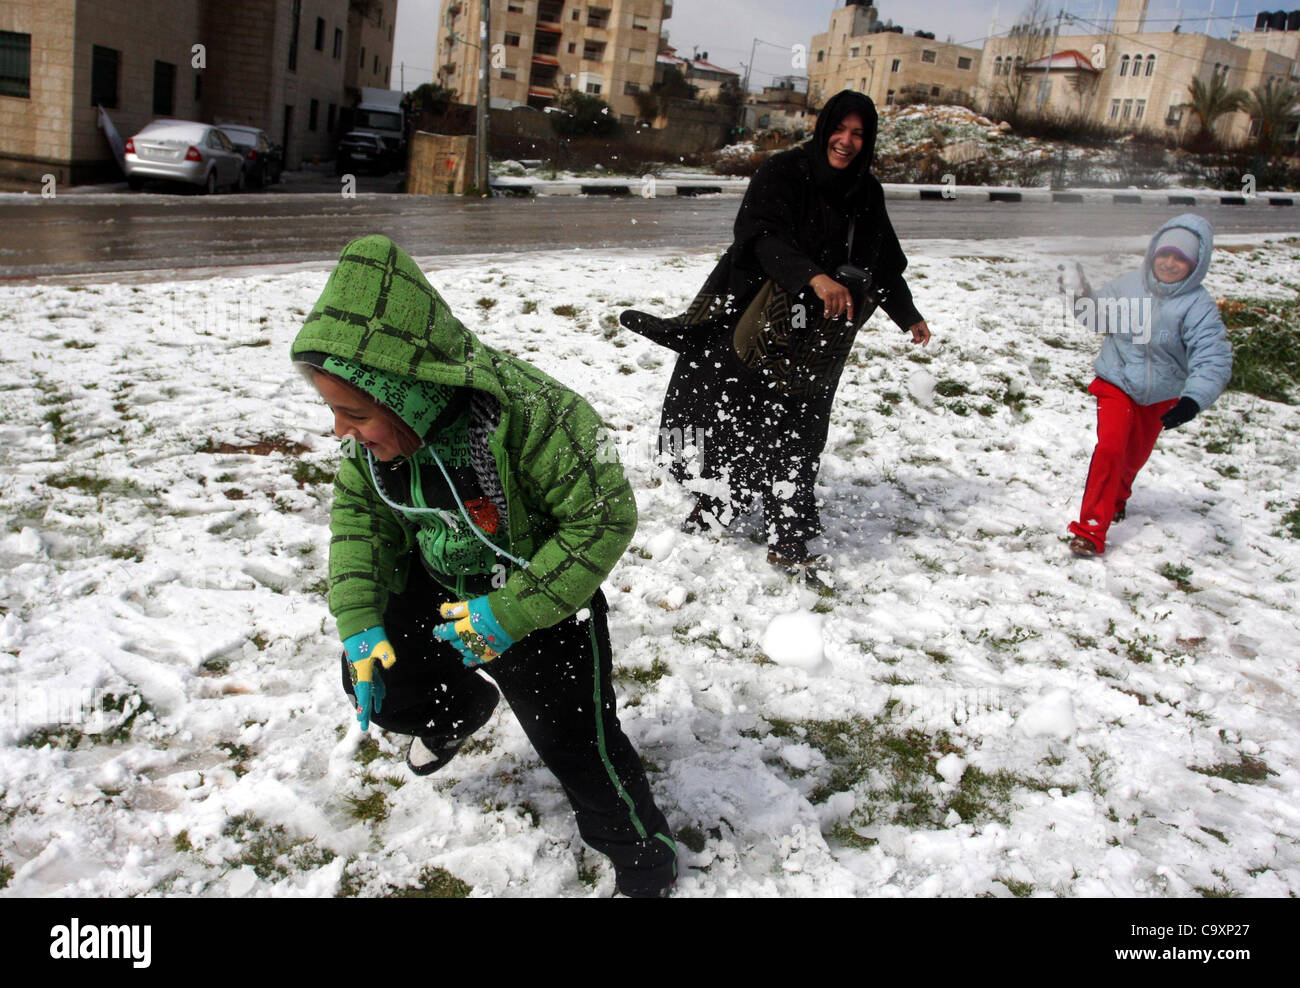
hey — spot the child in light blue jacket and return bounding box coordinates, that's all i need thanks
[1065,213,1233,555]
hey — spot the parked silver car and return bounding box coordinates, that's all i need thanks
[124,119,246,193]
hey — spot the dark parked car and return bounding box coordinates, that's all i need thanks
[336,131,389,176]
[217,124,283,187]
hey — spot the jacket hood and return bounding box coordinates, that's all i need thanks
[808,89,878,195]
[1143,213,1214,298]
[291,235,506,407]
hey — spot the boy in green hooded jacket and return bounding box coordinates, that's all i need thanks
[291,235,675,897]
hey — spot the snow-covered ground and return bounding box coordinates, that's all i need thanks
[1,233,1298,898]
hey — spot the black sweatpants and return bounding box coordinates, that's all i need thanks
[341,562,676,895]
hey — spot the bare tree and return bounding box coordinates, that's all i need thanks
[991,0,1055,118]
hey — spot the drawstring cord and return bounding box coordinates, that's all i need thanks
[364,446,530,571]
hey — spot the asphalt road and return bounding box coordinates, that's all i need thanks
[1,190,1297,281]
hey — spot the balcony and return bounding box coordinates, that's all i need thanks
[537,1,564,26]
[533,31,561,56]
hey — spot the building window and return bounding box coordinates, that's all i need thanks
[930,85,941,96]
[958,56,972,70]
[1120,54,1129,76]
[1121,98,1133,119]
[1110,98,1120,120]
[373,53,378,73]
[568,43,576,54]
[1145,55,1155,76]
[994,56,1003,76]
[309,98,318,130]
[327,102,336,131]
[360,46,366,69]
[91,45,120,108]
[501,67,517,80]
[583,41,606,61]
[624,80,640,94]
[850,45,860,58]
[505,32,521,46]
[866,45,871,56]
[586,82,601,94]
[508,2,524,11]
[885,89,896,105]
[1165,105,1182,125]
[315,17,324,51]
[588,7,610,29]
[921,50,936,64]
[817,50,824,63]
[334,28,343,58]
[289,0,301,71]
[1135,99,1146,120]
[153,60,175,115]
[633,14,649,30]
[573,8,579,19]
[0,30,32,98]
[891,58,900,73]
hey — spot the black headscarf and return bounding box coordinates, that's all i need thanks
[808,90,878,201]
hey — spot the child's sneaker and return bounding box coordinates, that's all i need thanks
[1069,535,1100,557]
[407,734,470,776]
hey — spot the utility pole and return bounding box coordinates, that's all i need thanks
[475,0,491,197]
[1037,7,1063,114]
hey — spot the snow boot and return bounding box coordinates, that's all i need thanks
[1113,505,1126,523]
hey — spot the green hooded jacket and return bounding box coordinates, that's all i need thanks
[290,235,637,642]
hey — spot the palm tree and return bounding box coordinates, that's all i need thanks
[1245,78,1300,158]
[1186,74,1249,149]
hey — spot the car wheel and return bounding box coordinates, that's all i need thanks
[203,170,217,195]
[127,177,144,191]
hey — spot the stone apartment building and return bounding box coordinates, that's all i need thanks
[809,0,982,109]
[436,0,670,123]
[0,0,396,186]
[977,0,1299,147]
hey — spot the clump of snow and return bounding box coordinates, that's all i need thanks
[760,612,826,670]
[1018,690,1077,740]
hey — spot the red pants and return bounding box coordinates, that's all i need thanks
[1069,378,1178,553]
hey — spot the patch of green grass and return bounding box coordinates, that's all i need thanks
[476,297,497,311]
[521,299,538,314]
[1191,757,1272,784]
[292,461,334,486]
[222,813,335,881]
[1159,562,1195,592]
[619,658,670,686]
[827,821,878,850]
[63,340,95,349]
[0,856,11,889]
[346,791,390,823]
[1200,826,1229,845]
[42,406,74,445]
[934,379,969,397]
[173,830,193,853]
[1274,499,1300,539]
[46,474,111,496]
[355,735,383,766]
[1000,878,1035,897]
[676,826,707,854]
[1219,297,1300,403]
[384,865,471,898]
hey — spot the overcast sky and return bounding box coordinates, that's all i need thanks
[391,1,1290,92]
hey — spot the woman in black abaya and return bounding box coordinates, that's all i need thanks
[621,90,930,571]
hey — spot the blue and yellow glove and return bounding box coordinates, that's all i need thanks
[434,598,515,667]
[342,626,397,730]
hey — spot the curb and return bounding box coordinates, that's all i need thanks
[490,176,1297,206]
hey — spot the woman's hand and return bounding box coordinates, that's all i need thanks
[809,274,854,322]
[908,320,931,347]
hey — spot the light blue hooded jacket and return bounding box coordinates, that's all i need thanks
[1077,213,1233,410]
